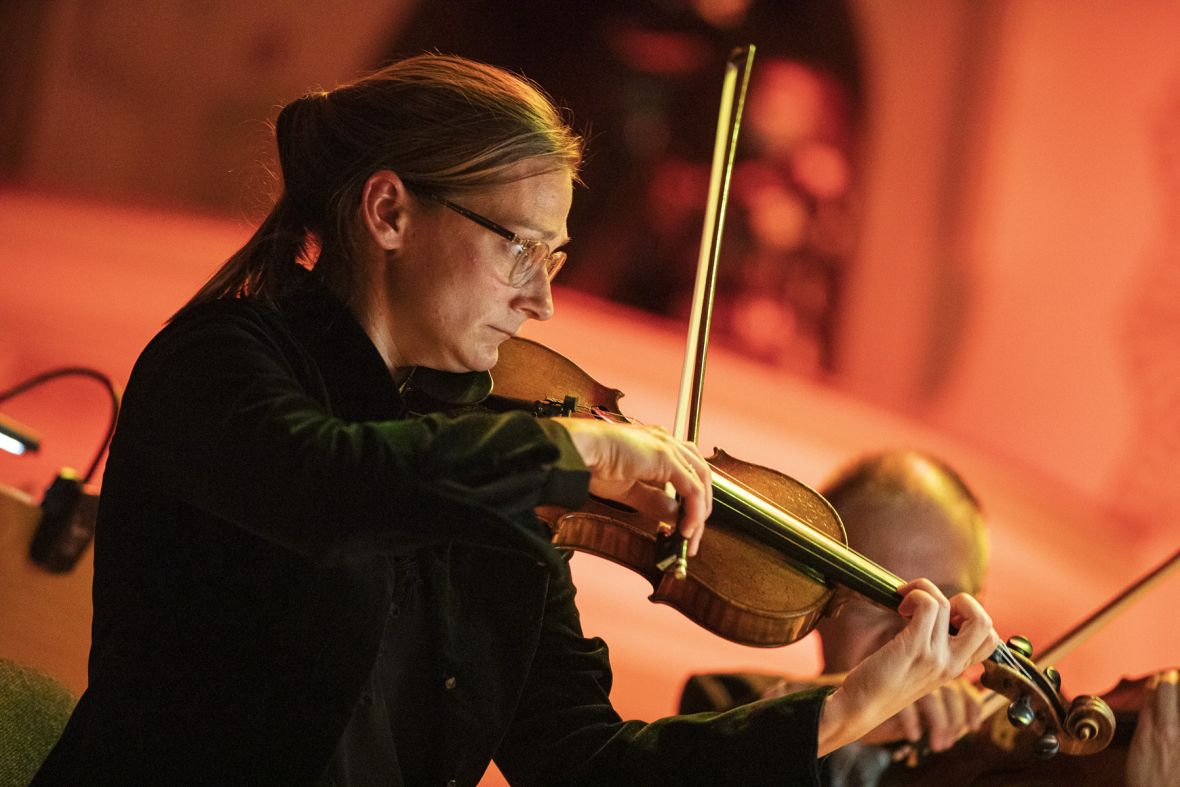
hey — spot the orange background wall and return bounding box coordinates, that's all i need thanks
[1,1,1177,780]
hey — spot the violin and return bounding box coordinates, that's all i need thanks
[466,335,1110,758]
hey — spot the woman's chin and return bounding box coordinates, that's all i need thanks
[441,347,498,374]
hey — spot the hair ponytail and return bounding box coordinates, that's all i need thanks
[173,194,313,319]
[173,95,327,320]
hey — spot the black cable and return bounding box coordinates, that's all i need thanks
[0,367,121,483]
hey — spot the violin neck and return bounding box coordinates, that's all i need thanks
[712,475,906,610]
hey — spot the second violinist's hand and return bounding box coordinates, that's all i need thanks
[859,677,986,752]
[554,418,712,555]
[1127,669,1180,787]
[816,579,1000,757]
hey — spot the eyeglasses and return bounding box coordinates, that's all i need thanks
[425,194,566,288]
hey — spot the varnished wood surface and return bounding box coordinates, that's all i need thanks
[0,483,94,696]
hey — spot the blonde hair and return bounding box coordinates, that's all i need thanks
[177,54,582,316]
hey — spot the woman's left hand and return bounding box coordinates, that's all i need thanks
[816,579,999,757]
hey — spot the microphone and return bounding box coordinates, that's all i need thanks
[29,468,98,573]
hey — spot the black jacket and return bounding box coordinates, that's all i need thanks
[35,287,830,785]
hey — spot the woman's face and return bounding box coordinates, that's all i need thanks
[383,158,572,373]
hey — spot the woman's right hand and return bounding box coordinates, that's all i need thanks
[552,418,712,556]
[816,579,1000,757]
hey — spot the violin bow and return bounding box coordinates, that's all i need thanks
[657,45,757,581]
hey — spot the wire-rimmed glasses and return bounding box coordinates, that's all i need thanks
[425,194,566,288]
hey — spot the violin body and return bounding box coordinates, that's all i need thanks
[493,337,845,647]
[552,450,843,647]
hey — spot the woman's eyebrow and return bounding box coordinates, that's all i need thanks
[516,220,570,247]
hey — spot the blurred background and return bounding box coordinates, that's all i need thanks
[1,0,1177,780]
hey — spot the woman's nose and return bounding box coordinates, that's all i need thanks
[517,272,555,321]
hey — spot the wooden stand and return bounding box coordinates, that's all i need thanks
[0,483,96,695]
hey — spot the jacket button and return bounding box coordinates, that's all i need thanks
[443,675,457,690]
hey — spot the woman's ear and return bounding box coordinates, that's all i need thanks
[359,170,411,251]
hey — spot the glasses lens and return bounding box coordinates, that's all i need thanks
[544,251,566,281]
[510,242,546,287]
[509,243,566,288]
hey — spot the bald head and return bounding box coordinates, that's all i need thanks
[824,451,987,598]
[816,450,988,673]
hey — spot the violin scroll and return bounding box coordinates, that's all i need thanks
[981,636,1116,757]
[1063,695,1118,752]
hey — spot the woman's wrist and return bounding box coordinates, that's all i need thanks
[550,417,598,468]
[817,686,889,757]
[817,687,852,757]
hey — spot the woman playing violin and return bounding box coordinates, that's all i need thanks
[34,54,999,786]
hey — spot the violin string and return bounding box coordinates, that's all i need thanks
[709,464,874,563]
[994,642,1025,673]
[993,642,1013,666]
[709,463,909,599]
[587,405,639,425]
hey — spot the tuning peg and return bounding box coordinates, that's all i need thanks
[1006,635,1033,659]
[1044,666,1061,692]
[1034,731,1059,759]
[1008,695,1035,729]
